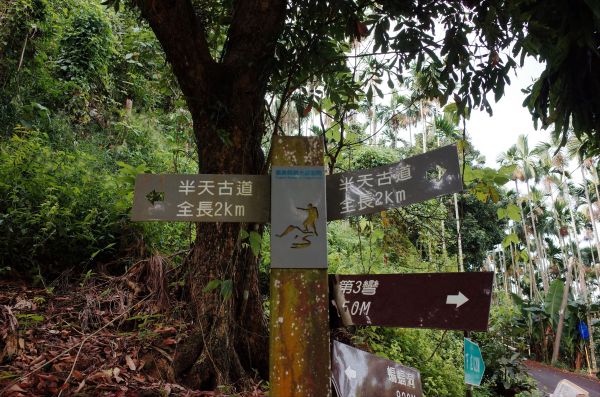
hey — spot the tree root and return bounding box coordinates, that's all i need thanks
[174,320,256,391]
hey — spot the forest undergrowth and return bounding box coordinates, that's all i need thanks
[0,256,266,397]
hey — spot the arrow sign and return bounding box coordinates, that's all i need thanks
[446,292,469,308]
[464,338,485,386]
[330,272,494,331]
[332,340,423,397]
[326,145,462,220]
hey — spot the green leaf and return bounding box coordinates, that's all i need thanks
[502,233,520,248]
[511,293,524,310]
[475,190,488,202]
[103,0,121,12]
[325,125,341,142]
[220,279,233,300]
[520,250,529,262]
[90,242,116,259]
[359,218,369,232]
[15,314,44,322]
[372,228,384,240]
[490,187,500,203]
[366,86,373,103]
[497,207,507,220]
[203,279,221,293]
[498,164,517,177]
[249,231,262,257]
[507,204,521,222]
[493,175,510,185]
[239,229,249,240]
[374,85,384,99]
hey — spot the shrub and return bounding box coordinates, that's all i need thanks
[0,128,126,276]
[357,327,465,396]
[473,293,538,396]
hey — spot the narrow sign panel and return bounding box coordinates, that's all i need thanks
[326,145,462,220]
[464,338,485,386]
[131,174,270,222]
[332,340,423,397]
[330,272,494,331]
[270,166,327,268]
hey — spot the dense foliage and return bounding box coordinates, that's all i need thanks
[0,129,126,275]
[0,0,195,277]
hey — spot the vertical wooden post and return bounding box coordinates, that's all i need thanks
[269,136,331,397]
[464,331,473,397]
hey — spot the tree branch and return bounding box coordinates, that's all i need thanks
[135,0,215,101]
[223,0,286,70]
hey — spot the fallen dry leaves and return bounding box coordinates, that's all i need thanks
[0,280,267,397]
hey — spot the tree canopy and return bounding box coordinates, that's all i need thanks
[100,0,600,156]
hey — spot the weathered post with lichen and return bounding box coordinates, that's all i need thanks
[269,136,330,397]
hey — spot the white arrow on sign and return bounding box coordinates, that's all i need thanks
[344,366,357,380]
[446,292,469,308]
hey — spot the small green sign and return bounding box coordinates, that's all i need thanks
[464,338,485,386]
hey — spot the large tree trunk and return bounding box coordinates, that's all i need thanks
[173,112,268,389]
[591,169,600,286]
[135,0,286,389]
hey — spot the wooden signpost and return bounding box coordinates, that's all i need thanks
[268,136,330,397]
[131,140,488,396]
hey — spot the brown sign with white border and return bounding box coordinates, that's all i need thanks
[330,272,494,331]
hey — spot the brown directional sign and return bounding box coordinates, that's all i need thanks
[326,145,462,220]
[330,272,494,331]
[131,174,270,222]
[332,340,423,397]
